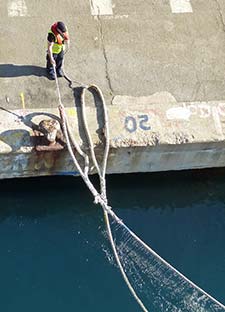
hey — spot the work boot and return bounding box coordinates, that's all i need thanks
[47,69,55,80]
[57,69,64,77]
[49,73,55,80]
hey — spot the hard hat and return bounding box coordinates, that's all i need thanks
[57,21,66,32]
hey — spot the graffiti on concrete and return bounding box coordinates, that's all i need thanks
[183,102,225,119]
[166,102,225,120]
[124,114,151,133]
[166,102,225,137]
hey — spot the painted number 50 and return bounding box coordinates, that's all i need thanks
[124,115,151,133]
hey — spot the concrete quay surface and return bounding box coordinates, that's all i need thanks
[1,0,225,178]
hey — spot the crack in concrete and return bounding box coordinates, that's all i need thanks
[214,0,225,33]
[95,12,114,96]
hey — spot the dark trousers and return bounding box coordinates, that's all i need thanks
[46,50,64,75]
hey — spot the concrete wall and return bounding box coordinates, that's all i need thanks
[1,95,225,179]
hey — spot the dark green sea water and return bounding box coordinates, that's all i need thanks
[0,170,225,311]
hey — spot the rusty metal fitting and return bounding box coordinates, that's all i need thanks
[38,119,61,144]
[34,118,65,152]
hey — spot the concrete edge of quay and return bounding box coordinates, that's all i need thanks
[0,95,225,179]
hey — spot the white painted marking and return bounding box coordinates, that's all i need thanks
[169,0,193,13]
[90,0,113,16]
[212,107,224,138]
[166,107,191,121]
[8,0,28,17]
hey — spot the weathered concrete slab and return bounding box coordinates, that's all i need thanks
[1,0,225,110]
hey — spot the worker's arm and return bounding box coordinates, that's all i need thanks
[63,32,70,54]
[47,41,56,65]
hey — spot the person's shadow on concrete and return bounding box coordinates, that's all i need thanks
[0,64,47,78]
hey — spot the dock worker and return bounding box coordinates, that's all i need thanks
[46,21,70,80]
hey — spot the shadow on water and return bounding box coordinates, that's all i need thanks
[0,169,225,219]
[0,175,97,223]
[106,169,225,211]
[0,64,47,78]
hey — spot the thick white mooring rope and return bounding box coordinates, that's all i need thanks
[53,65,225,312]
[53,65,148,311]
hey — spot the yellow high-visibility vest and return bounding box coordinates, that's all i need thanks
[48,30,64,54]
